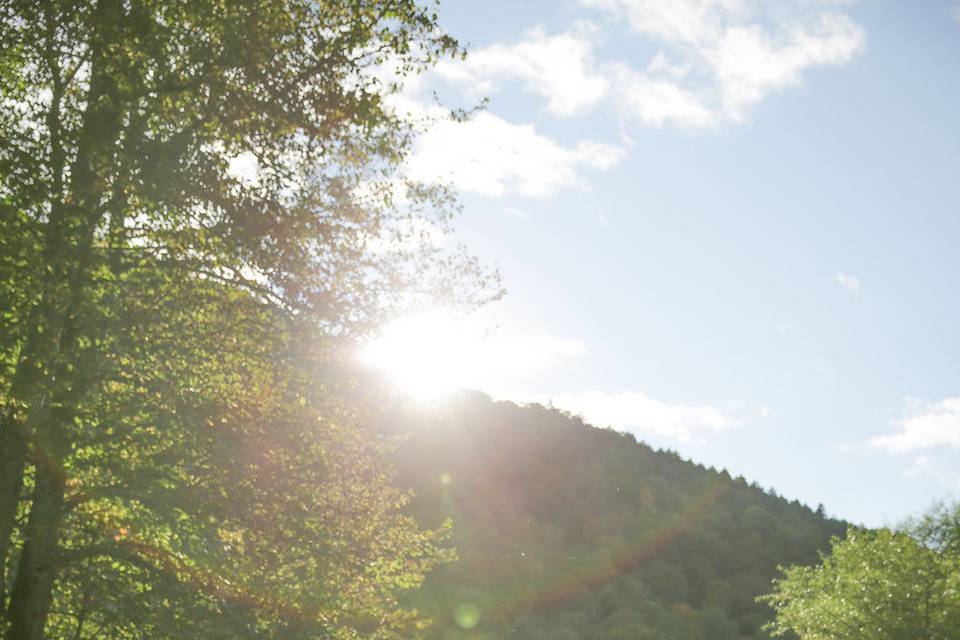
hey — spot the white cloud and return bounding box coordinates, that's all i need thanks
[710,14,865,116]
[870,397,960,453]
[381,56,623,200]
[522,390,742,444]
[613,63,716,126]
[582,0,749,44]
[951,1,960,24]
[834,271,861,295]
[435,25,609,116]
[383,4,862,199]
[580,0,865,125]
[404,111,625,198]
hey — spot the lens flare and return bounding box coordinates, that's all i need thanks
[454,602,481,629]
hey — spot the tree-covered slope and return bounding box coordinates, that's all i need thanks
[380,391,847,640]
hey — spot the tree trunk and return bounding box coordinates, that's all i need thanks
[4,1,125,636]
[0,418,26,615]
[4,463,65,640]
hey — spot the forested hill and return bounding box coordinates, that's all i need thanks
[379,390,847,640]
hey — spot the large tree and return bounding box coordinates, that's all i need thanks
[761,502,960,640]
[0,1,492,638]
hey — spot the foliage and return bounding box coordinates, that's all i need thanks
[761,502,960,640]
[377,391,847,639]
[0,1,495,638]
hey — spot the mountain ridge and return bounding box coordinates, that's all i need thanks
[379,390,847,639]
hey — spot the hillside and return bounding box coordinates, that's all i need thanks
[379,391,847,640]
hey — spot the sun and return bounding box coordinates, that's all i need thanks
[358,309,480,401]
[358,308,585,402]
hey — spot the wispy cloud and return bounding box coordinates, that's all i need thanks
[869,397,960,453]
[612,63,716,126]
[405,111,624,198]
[519,390,745,444]
[834,271,861,295]
[900,454,960,490]
[905,455,932,478]
[434,24,609,116]
[505,206,531,221]
[581,0,866,126]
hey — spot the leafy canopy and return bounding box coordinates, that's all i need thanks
[0,1,495,639]
[761,502,960,640]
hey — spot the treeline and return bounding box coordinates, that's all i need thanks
[380,391,847,639]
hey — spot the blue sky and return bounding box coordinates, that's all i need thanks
[365,0,960,527]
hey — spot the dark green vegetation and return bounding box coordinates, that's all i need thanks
[763,503,960,639]
[0,2,494,639]
[380,391,847,640]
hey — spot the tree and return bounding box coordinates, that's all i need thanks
[0,1,494,638]
[761,502,960,640]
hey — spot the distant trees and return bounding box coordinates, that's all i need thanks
[0,1,494,639]
[762,502,960,640]
[381,392,847,639]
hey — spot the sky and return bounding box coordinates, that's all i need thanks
[361,0,960,528]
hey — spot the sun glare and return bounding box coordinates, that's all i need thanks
[359,309,474,401]
[358,309,584,402]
